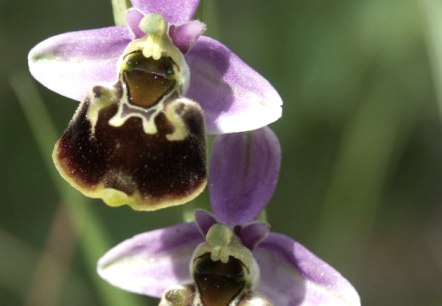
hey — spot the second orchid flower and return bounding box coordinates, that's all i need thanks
[98,127,361,306]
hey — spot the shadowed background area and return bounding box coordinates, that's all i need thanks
[1,0,441,305]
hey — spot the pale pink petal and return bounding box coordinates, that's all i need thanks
[97,222,203,297]
[28,26,132,101]
[186,37,282,134]
[254,233,361,306]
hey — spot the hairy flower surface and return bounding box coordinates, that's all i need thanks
[97,127,361,306]
[27,0,282,210]
[50,13,208,211]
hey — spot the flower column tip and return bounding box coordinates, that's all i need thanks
[139,13,168,60]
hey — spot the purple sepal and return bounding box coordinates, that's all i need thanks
[185,37,283,134]
[131,0,200,24]
[254,233,361,306]
[97,222,204,298]
[28,26,132,101]
[209,127,281,225]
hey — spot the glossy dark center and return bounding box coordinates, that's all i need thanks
[193,253,246,306]
[122,51,177,108]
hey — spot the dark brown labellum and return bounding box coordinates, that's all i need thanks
[53,75,206,210]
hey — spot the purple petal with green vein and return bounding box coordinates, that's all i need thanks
[209,127,281,225]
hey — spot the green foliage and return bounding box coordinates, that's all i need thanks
[0,1,441,305]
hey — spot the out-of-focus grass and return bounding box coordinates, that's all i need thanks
[316,76,420,276]
[1,1,442,305]
[421,0,442,123]
[10,73,144,306]
[0,227,90,303]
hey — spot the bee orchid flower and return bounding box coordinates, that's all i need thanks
[28,0,282,211]
[97,127,361,306]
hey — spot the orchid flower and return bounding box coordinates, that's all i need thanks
[27,0,282,211]
[97,127,361,306]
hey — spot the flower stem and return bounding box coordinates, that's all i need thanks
[10,72,143,306]
[111,0,131,26]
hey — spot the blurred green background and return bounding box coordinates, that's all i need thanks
[1,0,442,305]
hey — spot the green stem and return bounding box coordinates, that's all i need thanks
[111,0,132,26]
[10,72,143,306]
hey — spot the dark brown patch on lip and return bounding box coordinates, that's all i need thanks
[54,91,207,210]
[193,253,246,306]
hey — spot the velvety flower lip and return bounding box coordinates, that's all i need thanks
[98,127,361,306]
[28,0,282,134]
